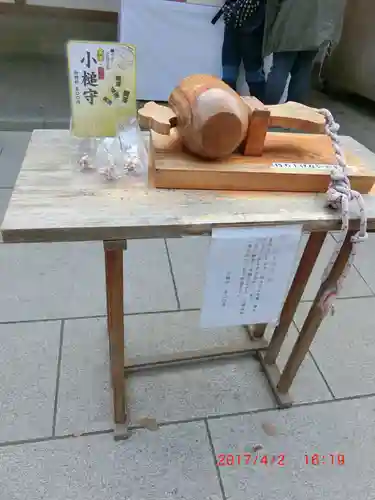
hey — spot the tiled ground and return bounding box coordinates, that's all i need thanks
[0,58,71,131]
[1,89,375,499]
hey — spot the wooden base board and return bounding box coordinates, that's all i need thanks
[149,130,375,193]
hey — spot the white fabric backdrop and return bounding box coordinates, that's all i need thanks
[118,0,279,101]
[119,0,253,100]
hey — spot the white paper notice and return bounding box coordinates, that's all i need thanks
[200,226,303,328]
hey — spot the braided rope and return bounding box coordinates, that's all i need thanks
[317,108,368,315]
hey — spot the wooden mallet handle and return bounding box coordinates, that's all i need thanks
[267,101,326,133]
[138,101,177,135]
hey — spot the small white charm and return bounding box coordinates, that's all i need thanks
[124,153,139,173]
[78,154,90,171]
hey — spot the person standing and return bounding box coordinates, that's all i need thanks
[263,0,348,104]
[216,0,266,101]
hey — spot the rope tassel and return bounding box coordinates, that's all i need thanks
[317,108,368,316]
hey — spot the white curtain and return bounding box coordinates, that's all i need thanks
[119,0,282,101]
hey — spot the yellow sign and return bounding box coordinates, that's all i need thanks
[67,40,136,137]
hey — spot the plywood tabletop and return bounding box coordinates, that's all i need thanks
[1,130,375,243]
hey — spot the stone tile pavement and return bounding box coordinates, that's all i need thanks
[1,94,375,498]
[0,58,70,131]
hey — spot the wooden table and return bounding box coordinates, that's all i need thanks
[2,130,375,439]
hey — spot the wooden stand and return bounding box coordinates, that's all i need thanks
[149,129,375,194]
[102,231,359,437]
[141,95,375,194]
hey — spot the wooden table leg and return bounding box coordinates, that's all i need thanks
[104,240,128,437]
[277,231,354,394]
[264,232,327,365]
[256,232,326,407]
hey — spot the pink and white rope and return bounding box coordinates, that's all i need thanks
[317,108,368,316]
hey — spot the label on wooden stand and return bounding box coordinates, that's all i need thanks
[271,162,334,170]
[200,226,303,328]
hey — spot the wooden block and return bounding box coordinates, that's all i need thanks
[138,101,177,135]
[242,97,271,156]
[149,130,375,194]
[244,110,270,156]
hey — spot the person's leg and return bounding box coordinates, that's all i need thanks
[264,52,295,105]
[288,50,318,104]
[240,5,266,101]
[222,23,241,91]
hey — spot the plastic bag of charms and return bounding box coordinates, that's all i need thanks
[69,117,100,173]
[93,117,147,182]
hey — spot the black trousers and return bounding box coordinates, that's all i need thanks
[221,3,266,101]
[265,50,319,105]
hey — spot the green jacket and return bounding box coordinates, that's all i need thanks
[263,0,347,56]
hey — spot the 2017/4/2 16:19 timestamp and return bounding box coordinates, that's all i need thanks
[305,453,345,465]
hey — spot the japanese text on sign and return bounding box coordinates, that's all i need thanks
[67,41,136,137]
[200,226,303,328]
